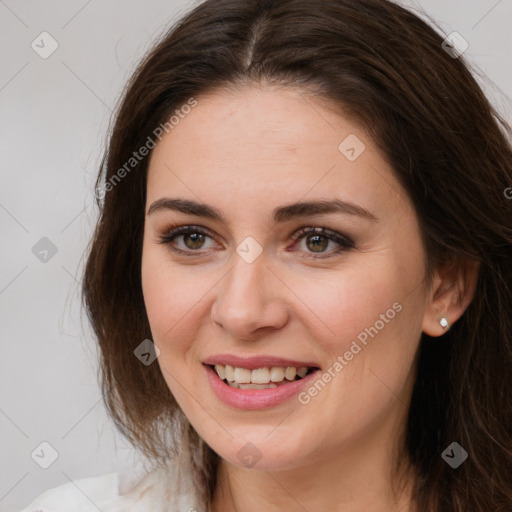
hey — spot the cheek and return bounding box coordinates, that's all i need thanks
[295,265,403,356]
[141,250,209,409]
[141,245,204,353]
[293,245,426,391]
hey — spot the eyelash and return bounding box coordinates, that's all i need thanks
[157,224,355,259]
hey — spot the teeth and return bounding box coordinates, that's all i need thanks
[284,367,296,380]
[270,367,285,382]
[225,364,235,382]
[214,364,225,380]
[234,367,251,384]
[296,367,307,378]
[228,382,278,389]
[251,368,270,384]
[213,364,310,384]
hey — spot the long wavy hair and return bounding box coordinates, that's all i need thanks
[82,0,512,509]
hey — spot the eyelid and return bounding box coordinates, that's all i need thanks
[289,226,354,246]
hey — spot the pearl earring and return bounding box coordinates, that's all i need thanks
[440,317,449,329]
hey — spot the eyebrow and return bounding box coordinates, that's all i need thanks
[147,197,378,223]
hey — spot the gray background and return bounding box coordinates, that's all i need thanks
[1,1,511,510]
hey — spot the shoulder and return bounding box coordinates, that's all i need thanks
[19,470,121,512]
[19,463,202,512]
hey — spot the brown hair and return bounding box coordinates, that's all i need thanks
[82,0,512,509]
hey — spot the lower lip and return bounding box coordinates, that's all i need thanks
[204,364,319,410]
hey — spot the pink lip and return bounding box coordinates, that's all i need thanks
[202,354,319,370]
[203,364,320,410]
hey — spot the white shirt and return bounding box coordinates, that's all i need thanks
[19,433,205,512]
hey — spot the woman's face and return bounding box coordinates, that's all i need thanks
[141,85,432,471]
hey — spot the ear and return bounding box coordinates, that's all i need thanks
[422,257,480,336]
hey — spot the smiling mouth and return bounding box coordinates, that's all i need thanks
[209,363,317,389]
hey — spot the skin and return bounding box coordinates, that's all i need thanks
[141,84,478,512]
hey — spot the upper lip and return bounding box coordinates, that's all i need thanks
[202,354,320,370]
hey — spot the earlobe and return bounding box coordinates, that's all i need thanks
[421,258,480,337]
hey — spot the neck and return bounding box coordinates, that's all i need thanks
[210,423,418,512]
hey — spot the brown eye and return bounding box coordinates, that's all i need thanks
[305,234,329,253]
[290,226,354,259]
[182,232,206,250]
[158,225,217,255]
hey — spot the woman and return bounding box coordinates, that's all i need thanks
[21,0,512,510]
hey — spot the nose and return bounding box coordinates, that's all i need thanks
[210,252,289,340]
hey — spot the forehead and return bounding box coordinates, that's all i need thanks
[146,85,408,222]
[150,85,357,166]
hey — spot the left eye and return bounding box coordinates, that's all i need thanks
[158,226,217,253]
[158,225,354,258]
